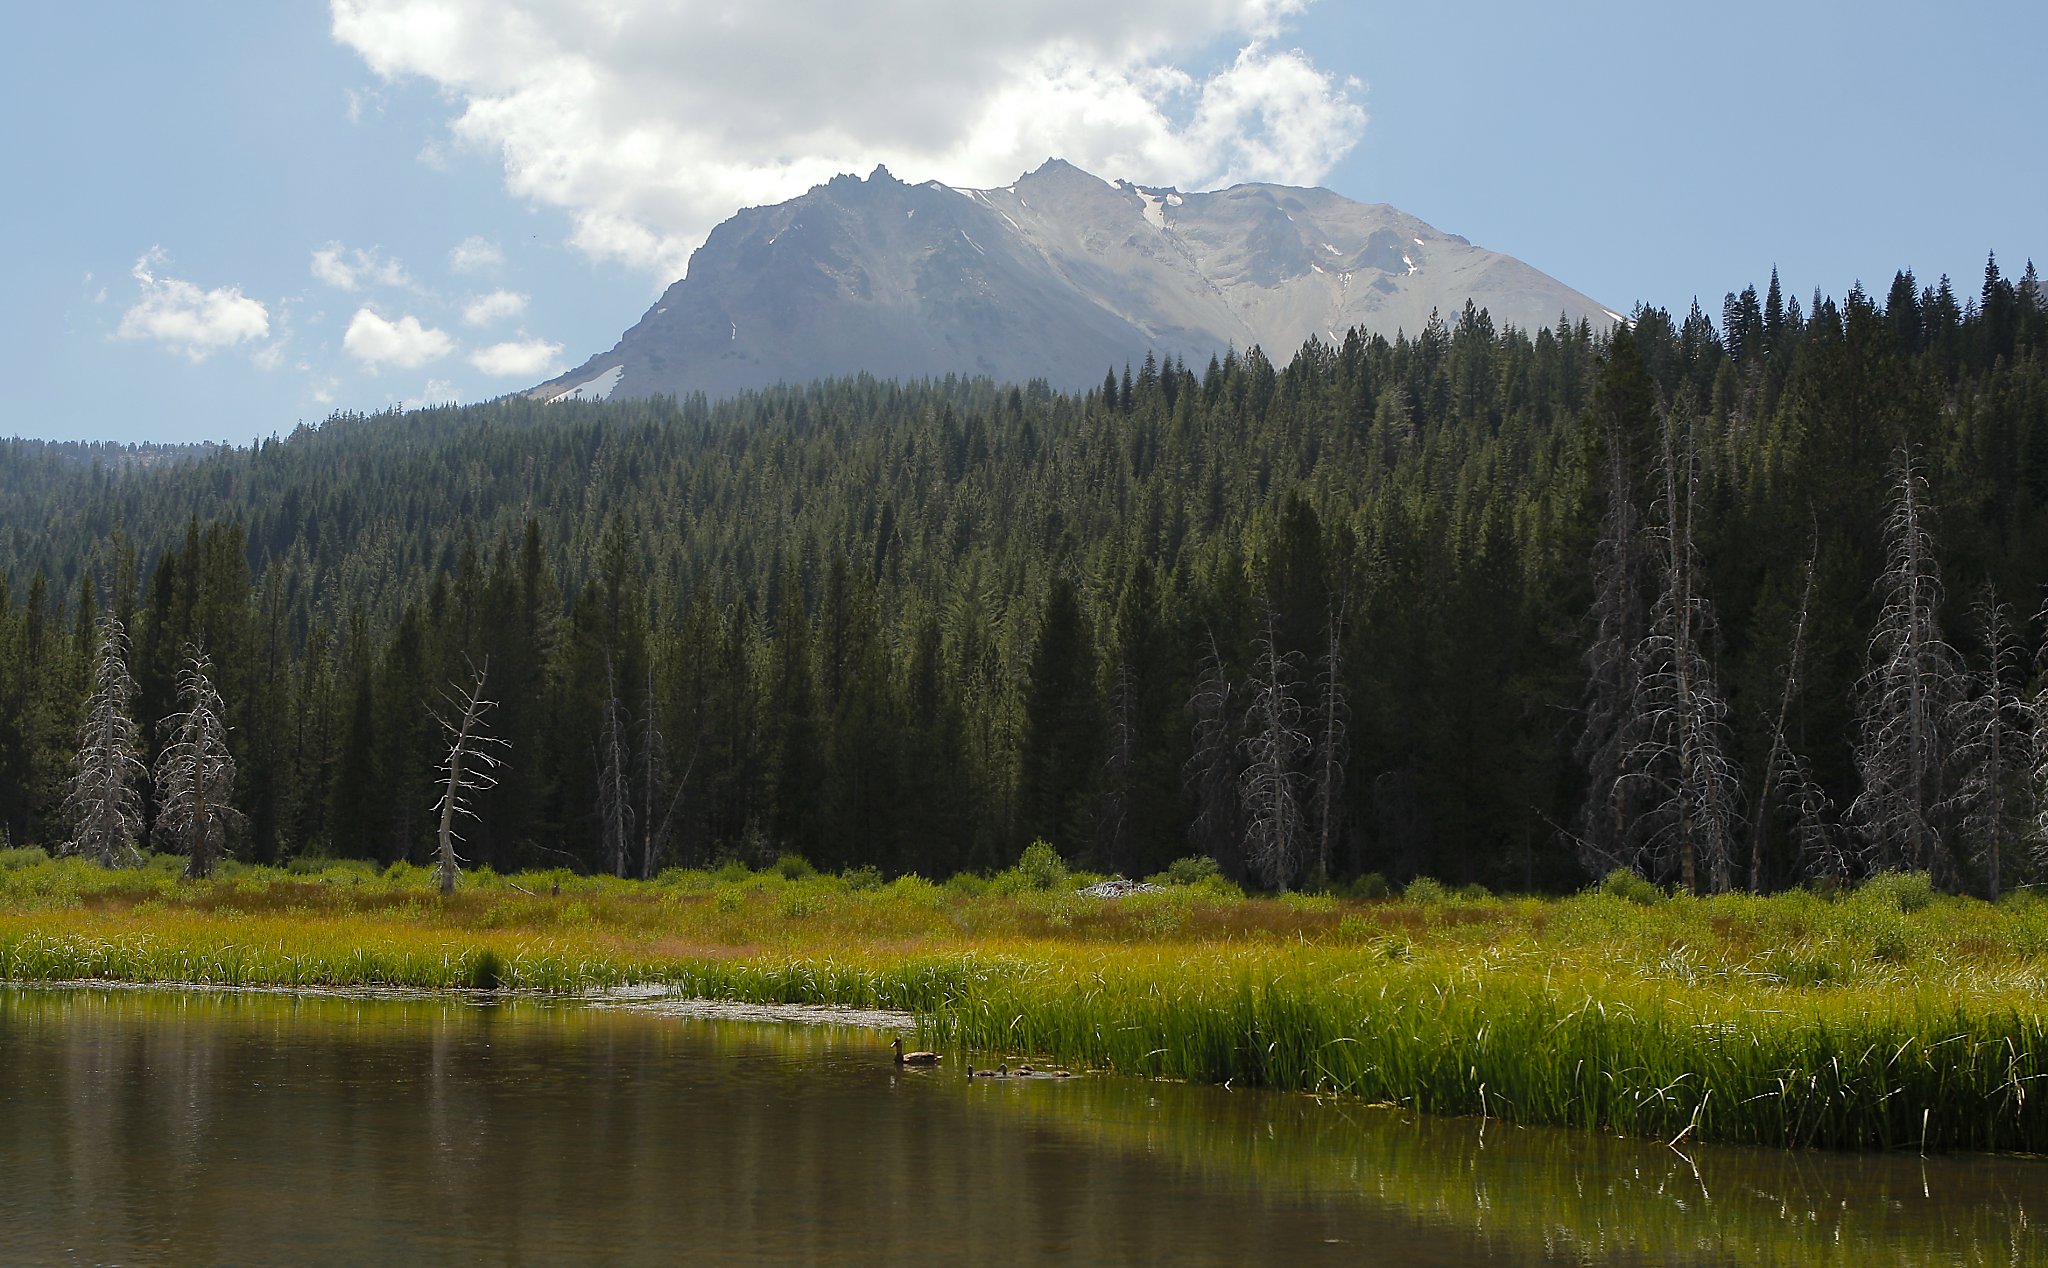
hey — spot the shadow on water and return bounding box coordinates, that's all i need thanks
[1,986,2041,1266]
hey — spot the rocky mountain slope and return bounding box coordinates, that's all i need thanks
[535,160,1620,403]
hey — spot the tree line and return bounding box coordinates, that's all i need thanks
[4,255,2045,893]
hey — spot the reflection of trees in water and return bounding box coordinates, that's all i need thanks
[990,1074,2048,1266]
[7,990,2042,1265]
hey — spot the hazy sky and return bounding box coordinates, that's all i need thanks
[5,1,2041,444]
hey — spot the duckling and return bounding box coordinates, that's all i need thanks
[967,1062,1006,1078]
[892,1038,941,1066]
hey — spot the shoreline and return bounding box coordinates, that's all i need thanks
[0,977,920,1032]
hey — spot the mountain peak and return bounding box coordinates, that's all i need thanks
[534,161,1616,405]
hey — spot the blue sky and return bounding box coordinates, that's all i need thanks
[4,2,2040,445]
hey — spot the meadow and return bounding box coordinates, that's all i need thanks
[3,844,2046,1153]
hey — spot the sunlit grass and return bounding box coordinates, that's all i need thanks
[4,849,2047,1149]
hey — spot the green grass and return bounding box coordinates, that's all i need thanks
[4,850,2047,1151]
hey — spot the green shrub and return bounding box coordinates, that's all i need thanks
[1599,868,1663,906]
[775,886,823,919]
[1014,840,1068,892]
[1456,882,1491,902]
[1164,855,1221,886]
[1346,872,1391,900]
[0,846,52,870]
[1186,875,1244,902]
[1404,877,1451,904]
[773,853,816,880]
[713,859,754,886]
[1858,870,1934,914]
[886,874,946,908]
[840,865,886,892]
[944,872,990,898]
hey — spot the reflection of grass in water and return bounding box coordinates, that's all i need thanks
[4,856,2048,1149]
[979,1077,2048,1267]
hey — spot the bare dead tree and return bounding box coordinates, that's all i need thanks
[637,664,689,880]
[595,660,634,879]
[1750,528,1820,891]
[1617,403,1743,892]
[2028,591,2048,884]
[1948,588,2033,899]
[61,617,145,868]
[1850,451,1962,882]
[1098,660,1136,875]
[1184,631,1239,869]
[1239,608,1308,892]
[152,645,243,879]
[431,658,507,896]
[1310,605,1349,886]
[1576,398,1650,876]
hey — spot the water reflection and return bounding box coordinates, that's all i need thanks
[1,987,2040,1265]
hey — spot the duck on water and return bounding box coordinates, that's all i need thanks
[891,1038,941,1066]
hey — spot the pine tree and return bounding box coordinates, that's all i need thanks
[153,646,243,878]
[1185,631,1240,873]
[61,617,145,868]
[1310,606,1349,887]
[1017,578,1101,858]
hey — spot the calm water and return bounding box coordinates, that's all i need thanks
[1,988,2042,1266]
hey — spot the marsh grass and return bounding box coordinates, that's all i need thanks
[4,856,2047,1150]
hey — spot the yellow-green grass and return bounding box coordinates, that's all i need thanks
[4,852,2047,1151]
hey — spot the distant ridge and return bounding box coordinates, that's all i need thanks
[534,160,1619,403]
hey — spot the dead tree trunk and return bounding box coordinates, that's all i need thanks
[62,617,146,868]
[1851,451,1961,881]
[1949,588,2032,900]
[1750,529,1820,891]
[1577,399,1650,876]
[1240,608,1307,892]
[152,645,243,879]
[1311,607,1348,886]
[1623,402,1742,893]
[433,658,506,897]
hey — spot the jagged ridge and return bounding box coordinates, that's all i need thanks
[535,160,1618,403]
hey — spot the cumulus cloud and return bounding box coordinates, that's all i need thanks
[116,249,271,361]
[463,289,527,326]
[449,234,505,274]
[469,337,563,377]
[330,0,1364,278]
[342,308,454,369]
[311,241,414,291]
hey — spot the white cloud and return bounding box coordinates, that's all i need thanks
[310,241,414,291]
[342,307,454,369]
[115,249,271,361]
[330,0,1363,278]
[449,235,505,274]
[402,378,462,409]
[463,288,527,326]
[469,337,563,377]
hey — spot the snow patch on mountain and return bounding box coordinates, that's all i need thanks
[548,365,623,402]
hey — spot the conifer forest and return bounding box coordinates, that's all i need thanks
[4,259,2045,897]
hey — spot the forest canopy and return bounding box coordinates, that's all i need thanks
[3,257,2044,895]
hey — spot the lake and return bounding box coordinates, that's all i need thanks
[1,986,2041,1265]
